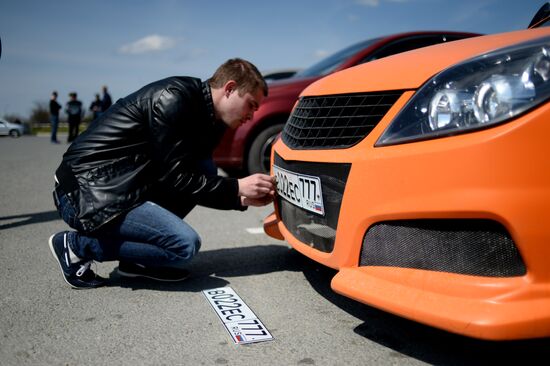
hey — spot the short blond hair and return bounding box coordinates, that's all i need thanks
[209,58,268,97]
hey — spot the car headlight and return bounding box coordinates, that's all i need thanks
[376,36,550,146]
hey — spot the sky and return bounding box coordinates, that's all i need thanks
[0,0,545,119]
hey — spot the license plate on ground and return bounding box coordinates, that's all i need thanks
[273,165,325,215]
[203,287,273,344]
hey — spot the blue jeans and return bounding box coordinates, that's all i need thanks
[50,115,59,142]
[54,190,201,268]
[53,158,216,267]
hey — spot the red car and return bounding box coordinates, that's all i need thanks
[213,30,481,175]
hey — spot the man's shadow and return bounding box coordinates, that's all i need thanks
[108,243,308,291]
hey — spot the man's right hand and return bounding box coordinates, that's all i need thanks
[238,173,276,200]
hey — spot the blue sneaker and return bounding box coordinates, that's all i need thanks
[48,232,107,289]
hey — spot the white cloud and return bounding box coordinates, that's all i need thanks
[119,35,176,55]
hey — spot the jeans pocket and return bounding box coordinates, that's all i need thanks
[55,186,85,232]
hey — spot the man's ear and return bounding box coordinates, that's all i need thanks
[223,80,238,97]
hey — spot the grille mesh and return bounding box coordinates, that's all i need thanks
[360,220,526,277]
[282,91,403,149]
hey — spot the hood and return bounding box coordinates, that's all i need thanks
[266,76,319,99]
[303,27,550,96]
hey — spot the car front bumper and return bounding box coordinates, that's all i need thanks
[265,91,550,340]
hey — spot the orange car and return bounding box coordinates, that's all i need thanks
[264,5,550,340]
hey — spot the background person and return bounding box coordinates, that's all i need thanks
[89,93,102,121]
[101,85,112,114]
[49,91,62,143]
[65,92,83,143]
[48,58,274,289]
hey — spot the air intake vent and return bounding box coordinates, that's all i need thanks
[360,220,526,277]
[282,91,403,149]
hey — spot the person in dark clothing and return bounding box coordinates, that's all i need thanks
[65,92,83,142]
[89,93,102,121]
[101,85,112,113]
[49,91,62,143]
[48,58,274,289]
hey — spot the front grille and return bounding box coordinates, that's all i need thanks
[282,91,403,149]
[360,220,526,277]
[275,153,350,253]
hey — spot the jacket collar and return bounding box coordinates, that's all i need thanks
[202,80,216,124]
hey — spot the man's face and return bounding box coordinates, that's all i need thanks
[221,86,264,129]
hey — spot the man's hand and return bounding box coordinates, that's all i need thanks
[241,195,274,207]
[238,173,276,206]
[238,174,275,198]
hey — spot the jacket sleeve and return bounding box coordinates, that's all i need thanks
[148,86,245,211]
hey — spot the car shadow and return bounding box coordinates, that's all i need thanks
[298,257,550,365]
[107,242,550,363]
[0,210,60,230]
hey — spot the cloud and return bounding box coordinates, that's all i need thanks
[119,35,176,55]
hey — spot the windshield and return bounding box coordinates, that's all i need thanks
[535,17,550,27]
[295,37,383,78]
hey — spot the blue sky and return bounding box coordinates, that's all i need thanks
[0,0,544,119]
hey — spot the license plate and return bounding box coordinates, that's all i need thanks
[273,165,325,215]
[203,287,273,344]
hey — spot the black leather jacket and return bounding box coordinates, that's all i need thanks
[55,77,244,232]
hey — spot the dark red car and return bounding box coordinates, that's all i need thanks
[213,30,481,175]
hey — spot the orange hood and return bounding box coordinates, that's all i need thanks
[303,27,550,96]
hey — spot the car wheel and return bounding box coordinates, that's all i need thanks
[247,124,285,175]
[9,129,21,138]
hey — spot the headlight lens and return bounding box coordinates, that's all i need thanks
[376,36,550,146]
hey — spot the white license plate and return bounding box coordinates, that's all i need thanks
[203,287,273,344]
[273,165,325,215]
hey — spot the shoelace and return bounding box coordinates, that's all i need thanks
[76,260,93,277]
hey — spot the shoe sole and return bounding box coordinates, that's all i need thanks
[48,234,95,290]
[117,268,190,282]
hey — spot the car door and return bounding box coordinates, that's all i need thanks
[0,121,8,135]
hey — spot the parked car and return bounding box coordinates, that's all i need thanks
[213,31,480,175]
[264,4,550,340]
[262,69,301,83]
[0,118,24,137]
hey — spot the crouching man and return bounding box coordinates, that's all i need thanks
[49,58,275,288]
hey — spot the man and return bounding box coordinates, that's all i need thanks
[89,93,102,121]
[65,92,83,142]
[49,58,275,289]
[101,85,112,113]
[49,91,62,143]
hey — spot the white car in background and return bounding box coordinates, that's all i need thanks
[0,118,24,137]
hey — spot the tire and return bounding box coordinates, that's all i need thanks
[246,124,285,175]
[9,129,21,138]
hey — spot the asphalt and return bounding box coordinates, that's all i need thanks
[1,135,549,365]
